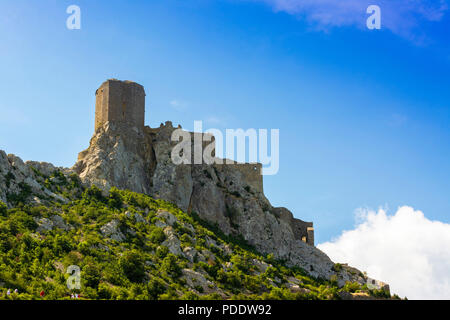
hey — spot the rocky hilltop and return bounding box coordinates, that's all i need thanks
[73,121,347,281]
[0,79,390,292]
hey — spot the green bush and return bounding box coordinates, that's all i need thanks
[370,288,391,299]
[342,281,361,293]
[161,254,182,278]
[82,185,104,202]
[332,263,343,272]
[82,262,101,288]
[149,228,165,244]
[119,250,146,283]
[147,278,166,299]
[0,201,7,216]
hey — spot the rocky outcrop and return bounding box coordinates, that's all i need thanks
[33,215,71,233]
[73,122,154,195]
[70,121,365,284]
[0,150,71,207]
[162,226,183,256]
[100,219,126,242]
[181,268,225,296]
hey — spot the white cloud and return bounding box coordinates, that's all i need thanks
[318,206,450,299]
[250,0,448,43]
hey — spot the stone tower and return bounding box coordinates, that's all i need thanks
[94,79,146,131]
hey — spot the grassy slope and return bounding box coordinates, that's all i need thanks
[0,168,393,300]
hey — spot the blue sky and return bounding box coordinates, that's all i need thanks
[1,0,449,246]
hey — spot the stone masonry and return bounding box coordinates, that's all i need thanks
[95,79,146,131]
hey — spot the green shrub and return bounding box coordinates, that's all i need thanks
[342,281,361,293]
[119,250,146,283]
[82,262,101,288]
[332,263,343,272]
[108,187,123,209]
[156,246,169,259]
[149,228,165,244]
[82,185,104,202]
[161,254,182,278]
[148,278,166,299]
[0,201,7,216]
[370,288,391,299]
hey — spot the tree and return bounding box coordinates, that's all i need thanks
[160,254,181,278]
[147,278,166,299]
[83,262,101,288]
[119,250,146,283]
[149,228,165,244]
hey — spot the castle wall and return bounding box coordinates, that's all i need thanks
[233,163,263,194]
[273,207,314,246]
[95,79,145,131]
[148,122,264,194]
[213,162,263,194]
[291,217,314,246]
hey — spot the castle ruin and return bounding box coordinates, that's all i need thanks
[90,79,314,246]
[95,79,146,131]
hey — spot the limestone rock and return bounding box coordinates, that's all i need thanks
[34,217,54,233]
[0,150,70,207]
[73,122,153,195]
[154,220,168,229]
[251,259,271,275]
[33,215,71,233]
[51,215,70,231]
[334,264,366,288]
[181,268,224,295]
[156,210,178,226]
[100,219,126,242]
[183,246,199,263]
[91,243,110,252]
[125,211,146,224]
[337,291,375,300]
[161,227,182,256]
[201,249,215,262]
[286,283,310,295]
[125,211,133,219]
[135,213,146,224]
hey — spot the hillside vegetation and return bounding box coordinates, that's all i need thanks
[0,168,393,300]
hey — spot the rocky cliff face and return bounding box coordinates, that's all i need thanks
[0,150,71,207]
[70,121,366,285]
